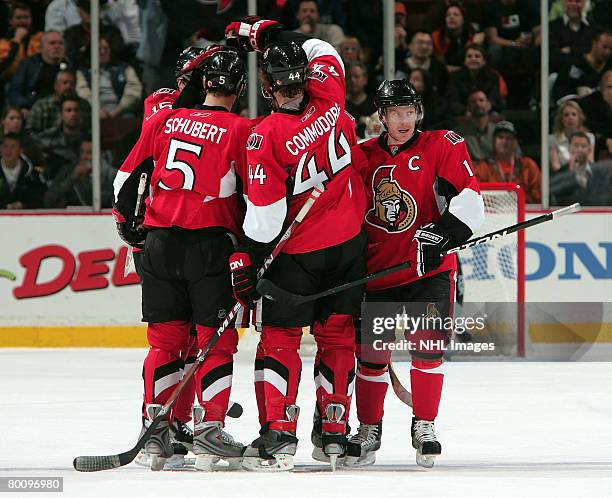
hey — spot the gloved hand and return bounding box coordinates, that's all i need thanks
[225,17,282,52]
[229,250,260,308]
[179,44,225,76]
[116,217,146,249]
[412,223,450,277]
[113,209,147,248]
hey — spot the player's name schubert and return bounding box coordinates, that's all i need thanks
[373,339,496,353]
[163,117,228,144]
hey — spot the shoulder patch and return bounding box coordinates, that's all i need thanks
[308,63,329,83]
[444,130,464,145]
[246,132,264,150]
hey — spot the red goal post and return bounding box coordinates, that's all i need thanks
[459,182,526,357]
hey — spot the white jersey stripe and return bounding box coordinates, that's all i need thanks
[302,38,345,76]
[244,196,287,243]
[448,187,485,233]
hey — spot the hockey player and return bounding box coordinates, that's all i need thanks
[347,80,484,468]
[116,44,224,469]
[113,49,252,471]
[224,18,367,471]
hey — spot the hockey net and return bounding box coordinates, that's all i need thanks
[456,182,526,358]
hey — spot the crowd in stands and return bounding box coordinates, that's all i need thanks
[0,0,611,210]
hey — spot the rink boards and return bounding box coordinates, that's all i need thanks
[0,209,611,358]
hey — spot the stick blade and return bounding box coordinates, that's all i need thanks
[256,279,305,306]
[73,454,122,472]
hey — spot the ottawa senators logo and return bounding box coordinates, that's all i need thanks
[366,165,417,233]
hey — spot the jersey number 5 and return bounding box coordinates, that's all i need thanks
[293,127,351,195]
[158,138,202,191]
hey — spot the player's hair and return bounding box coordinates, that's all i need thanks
[568,130,590,144]
[591,26,612,42]
[296,0,319,13]
[260,71,305,99]
[1,132,22,144]
[10,2,31,17]
[553,100,588,136]
[59,93,81,109]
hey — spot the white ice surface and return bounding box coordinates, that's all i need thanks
[1,348,611,498]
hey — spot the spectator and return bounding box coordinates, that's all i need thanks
[44,0,81,32]
[397,31,448,95]
[338,37,364,65]
[394,1,408,31]
[482,0,541,70]
[34,94,87,182]
[578,69,612,157]
[408,67,449,130]
[44,140,114,208]
[0,2,42,80]
[64,0,124,69]
[26,70,91,136]
[454,89,500,162]
[432,2,485,73]
[104,0,141,55]
[75,36,142,119]
[294,0,345,48]
[475,120,542,203]
[553,27,612,101]
[284,0,348,31]
[549,0,593,73]
[549,100,595,171]
[0,133,46,209]
[346,62,375,139]
[1,107,44,167]
[446,44,506,116]
[7,30,67,112]
[550,131,611,205]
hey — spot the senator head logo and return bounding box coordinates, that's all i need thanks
[366,165,417,233]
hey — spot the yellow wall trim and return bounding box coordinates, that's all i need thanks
[529,323,612,343]
[0,326,148,347]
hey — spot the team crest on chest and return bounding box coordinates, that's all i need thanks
[366,165,417,233]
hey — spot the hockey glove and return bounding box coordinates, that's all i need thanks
[113,208,146,248]
[225,17,282,52]
[178,44,225,77]
[413,223,450,277]
[229,250,260,308]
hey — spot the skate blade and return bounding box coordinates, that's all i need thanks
[329,454,338,471]
[149,455,167,471]
[135,452,190,470]
[311,447,330,463]
[343,452,376,468]
[242,454,294,472]
[195,454,242,471]
[416,450,437,469]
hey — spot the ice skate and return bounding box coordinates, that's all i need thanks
[143,404,173,471]
[321,402,348,471]
[135,442,189,470]
[242,405,299,472]
[192,404,245,471]
[411,417,441,468]
[310,404,327,463]
[344,421,382,467]
[170,419,194,452]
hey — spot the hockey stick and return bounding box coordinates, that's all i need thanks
[73,185,324,472]
[257,203,581,306]
[388,362,413,407]
[123,173,148,278]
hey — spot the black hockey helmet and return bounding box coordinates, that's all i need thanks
[175,46,206,79]
[260,41,308,93]
[203,49,247,96]
[374,79,424,126]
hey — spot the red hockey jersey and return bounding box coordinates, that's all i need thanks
[243,38,367,254]
[352,130,485,291]
[115,105,252,236]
